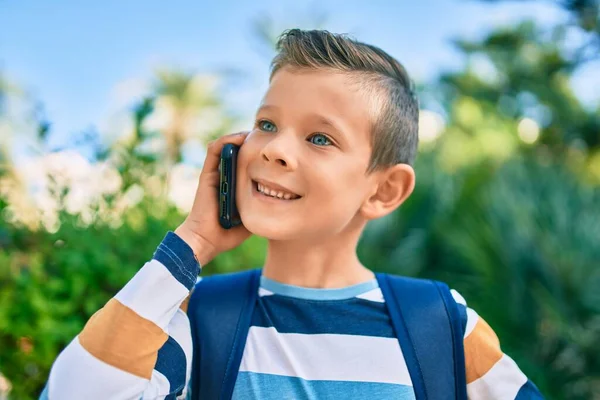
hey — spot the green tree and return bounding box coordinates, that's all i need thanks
[361,4,600,398]
[0,63,261,398]
[151,69,235,166]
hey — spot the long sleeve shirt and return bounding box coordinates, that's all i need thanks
[41,231,544,399]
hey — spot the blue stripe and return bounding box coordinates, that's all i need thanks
[232,371,416,400]
[155,336,187,398]
[152,231,200,290]
[252,294,396,337]
[260,275,379,300]
[515,380,545,399]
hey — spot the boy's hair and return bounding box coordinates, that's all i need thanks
[270,29,419,171]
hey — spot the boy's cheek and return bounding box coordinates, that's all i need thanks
[244,129,262,143]
[237,141,253,170]
[239,132,262,161]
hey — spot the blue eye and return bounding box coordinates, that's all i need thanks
[258,120,277,132]
[309,133,332,146]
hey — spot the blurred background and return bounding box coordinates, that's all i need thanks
[0,0,599,398]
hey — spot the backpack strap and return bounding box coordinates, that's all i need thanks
[187,268,261,400]
[375,273,467,400]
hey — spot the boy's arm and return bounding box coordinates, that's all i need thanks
[42,231,199,400]
[451,290,544,399]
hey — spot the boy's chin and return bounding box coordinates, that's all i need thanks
[241,215,297,241]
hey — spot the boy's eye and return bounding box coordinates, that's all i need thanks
[308,133,332,146]
[257,119,332,147]
[258,120,277,132]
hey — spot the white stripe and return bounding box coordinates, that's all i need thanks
[450,289,466,306]
[176,382,191,400]
[168,309,193,388]
[48,336,147,400]
[258,287,274,297]
[449,289,480,339]
[450,289,479,339]
[464,308,479,338]
[467,354,528,400]
[141,370,170,399]
[115,260,189,331]
[355,288,384,303]
[239,326,412,386]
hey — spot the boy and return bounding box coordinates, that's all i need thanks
[42,29,543,399]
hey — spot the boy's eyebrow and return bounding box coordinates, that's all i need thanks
[313,115,346,138]
[256,104,278,114]
[257,104,348,140]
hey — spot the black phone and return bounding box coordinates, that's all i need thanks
[218,143,242,229]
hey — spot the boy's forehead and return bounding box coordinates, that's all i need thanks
[265,68,356,103]
[259,68,375,141]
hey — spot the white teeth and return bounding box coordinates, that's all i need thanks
[256,181,297,200]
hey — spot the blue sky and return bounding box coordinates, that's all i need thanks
[1,0,597,154]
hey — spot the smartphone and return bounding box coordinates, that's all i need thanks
[218,143,242,229]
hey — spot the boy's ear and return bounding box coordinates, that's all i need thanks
[360,164,415,220]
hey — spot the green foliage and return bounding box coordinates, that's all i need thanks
[0,194,265,399]
[359,152,600,399]
[422,19,600,180]
[358,5,600,397]
[0,66,255,399]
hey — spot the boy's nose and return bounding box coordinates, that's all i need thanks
[260,136,298,170]
[262,153,288,168]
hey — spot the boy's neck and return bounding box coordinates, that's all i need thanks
[261,227,375,289]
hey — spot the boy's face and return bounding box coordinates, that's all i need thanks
[236,67,380,241]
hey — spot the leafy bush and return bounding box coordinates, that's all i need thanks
[359,152,600,399]
[0,194,265,399]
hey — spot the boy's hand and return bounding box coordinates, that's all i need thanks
[174,131,251,266]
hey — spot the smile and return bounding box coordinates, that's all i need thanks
[252,180,301,201]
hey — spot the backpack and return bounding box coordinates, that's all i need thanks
[187,268,467,400]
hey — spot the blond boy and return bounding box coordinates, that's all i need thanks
[42,29,543,399]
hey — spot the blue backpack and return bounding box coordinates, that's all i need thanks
[187,269,468,400]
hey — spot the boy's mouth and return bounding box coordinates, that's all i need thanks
[251,179,302,200]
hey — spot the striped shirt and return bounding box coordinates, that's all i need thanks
[42,231,543,399]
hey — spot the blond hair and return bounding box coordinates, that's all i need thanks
[270,29,419,171]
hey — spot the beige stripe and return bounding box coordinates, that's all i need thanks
[79,298,168,379]
[464,317,503,383]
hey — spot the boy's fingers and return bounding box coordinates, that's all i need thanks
[203,131,249,173]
